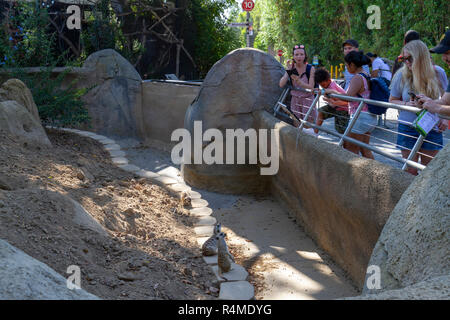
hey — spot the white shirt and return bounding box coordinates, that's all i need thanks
[372,57,392,81]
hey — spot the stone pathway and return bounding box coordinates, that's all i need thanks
[111,136,359,300]
[49,127,254,300]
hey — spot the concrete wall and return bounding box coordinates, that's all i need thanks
[141,81,200,144]
[254,110,414,288]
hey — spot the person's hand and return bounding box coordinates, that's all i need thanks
[417,94,433,105]
[405,99,420,107]
[422,100,442,114]
[291,74,300,84]
[286,59,294,70]
[437,119,448,132]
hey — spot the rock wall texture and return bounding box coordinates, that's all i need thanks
[79,49,143,138]
[362,143,449,295]
[255,110,414,288]
[0,100,51,146]
[0,79,40,122]
[0,239,99,300]
[182,48,284,194]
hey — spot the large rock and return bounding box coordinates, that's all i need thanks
[0,79,40,123]
[346,275,449,300]
[0,100,51,146]
[362,143,450,295]
[79,49,143,138]
[182,48,284,194]
[0,239,99,300]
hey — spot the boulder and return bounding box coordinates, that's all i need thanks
[0,79,40,123]
[79,49,143,138]
[0,100,51,146]
[0,239,99,300]
[345,275,449,300]
[362,143,450,295]
[182,48,284,194]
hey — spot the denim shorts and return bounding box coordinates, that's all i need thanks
[396,123,443,151]
[350,112,377,134]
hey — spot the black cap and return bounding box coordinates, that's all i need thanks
[430,30,450,54]
[366,52,377,58]
[342,39,359,48]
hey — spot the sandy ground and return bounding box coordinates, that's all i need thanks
[117,138,359,300]
[0,130,219,300]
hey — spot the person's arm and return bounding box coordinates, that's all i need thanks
[346,74,364,97]
[371,69,379,78]
[422,100,450,116]
[279,72,290,88]
[389,95,417,107]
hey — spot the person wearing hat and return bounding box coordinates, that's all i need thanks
[418,30,450,116]
[342,39,370,90]
[366,52,392,81]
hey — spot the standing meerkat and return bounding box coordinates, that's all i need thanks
[180,191,191,207]
[201,223,221,256]
[217,232,235,274]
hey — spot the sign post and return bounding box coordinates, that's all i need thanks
[277,49,283,63]
[228,0,255,48]
[242,0,255,48]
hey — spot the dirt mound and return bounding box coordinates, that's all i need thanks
[0,129,217,299]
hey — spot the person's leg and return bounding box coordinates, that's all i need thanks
[418,149,438,166]
[315,112,324,134]
[401,149,419,175]
[345,132,361,155]
[359,133,374,159]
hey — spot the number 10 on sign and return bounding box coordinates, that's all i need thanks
[242,0,255,12]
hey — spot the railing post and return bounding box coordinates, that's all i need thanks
[339,101,364,147]
[401,135,425,171]
[274,87,290,116]
[296,93,320,148]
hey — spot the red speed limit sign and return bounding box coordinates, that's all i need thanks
[277,49,283,57]
[242,0,255,12]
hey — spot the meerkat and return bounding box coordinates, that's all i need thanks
[201,222,221,256]
[180,191,191,207]
[217,232,235,274]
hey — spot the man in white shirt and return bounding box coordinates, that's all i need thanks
[342,39,370,90]
[366,52,392,81]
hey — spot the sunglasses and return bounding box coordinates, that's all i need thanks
[294,45,305,49]
[401,55,414,64]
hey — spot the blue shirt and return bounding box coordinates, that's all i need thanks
[447,78,450,93]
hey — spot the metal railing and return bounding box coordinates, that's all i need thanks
[273,86,449,172]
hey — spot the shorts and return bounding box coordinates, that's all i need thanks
[318,105,349,134]
[396,123,443,151]
[350,112,377,134]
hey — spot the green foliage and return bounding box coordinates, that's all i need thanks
[188,0,241,77]
[1,3,90,127]
[251,0,449,69]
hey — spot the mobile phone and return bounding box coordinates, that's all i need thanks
[408,92,417,100]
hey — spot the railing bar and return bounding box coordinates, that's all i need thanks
[295,118,426,171]
[339,101,364,146]
[401,135,425,171]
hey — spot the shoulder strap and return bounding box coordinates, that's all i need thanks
[300,64,312,81]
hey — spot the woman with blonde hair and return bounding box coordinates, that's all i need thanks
[389,40,447,175]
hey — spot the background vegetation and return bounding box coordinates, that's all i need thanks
[235,0,449,72]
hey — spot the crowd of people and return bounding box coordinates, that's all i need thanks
[279,30,450,174]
